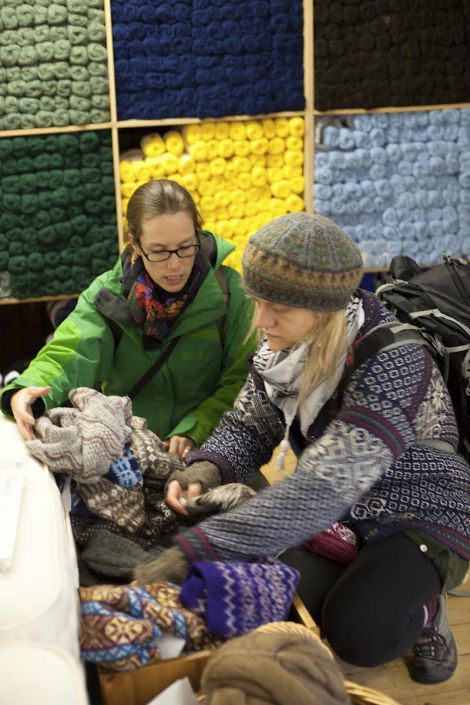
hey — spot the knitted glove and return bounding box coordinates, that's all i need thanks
[133,545,190,585]
[182,483,256,515]
[26,388,133,482]
[166,461,221,494]
[26,415,85,477]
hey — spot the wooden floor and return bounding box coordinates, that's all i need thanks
[261,448,470,705]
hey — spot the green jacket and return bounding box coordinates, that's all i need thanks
[1,233,256,445]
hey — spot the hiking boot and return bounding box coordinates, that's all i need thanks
[408,594,458,684]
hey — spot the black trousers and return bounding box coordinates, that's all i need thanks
[282,534,441,667]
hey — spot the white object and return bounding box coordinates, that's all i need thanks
[0,460,25,571]
[0,414,86,704]
[146,677,199,705]
[0,642,88,705]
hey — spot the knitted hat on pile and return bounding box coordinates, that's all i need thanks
[242,213,363,311]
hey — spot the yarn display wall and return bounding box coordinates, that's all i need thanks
[314,109,470,268]
[314,0,470,111]
[120,117,305,270]
[0,130,117,298]
[0,0,109,130]
[111,0,304,120]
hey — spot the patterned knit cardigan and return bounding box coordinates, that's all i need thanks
[175,290,470,564]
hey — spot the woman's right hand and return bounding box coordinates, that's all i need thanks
[10,386,51,441]
[165,461,221,515]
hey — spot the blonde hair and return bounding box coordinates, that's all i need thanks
[299,309,349,405]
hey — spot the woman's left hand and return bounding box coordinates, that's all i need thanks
[165,435,196,459]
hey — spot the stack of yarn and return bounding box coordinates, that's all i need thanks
[314,0,470,110]
[0,130,117,298]
[111,0,304,119]
[120,117,305,270]
[314,108,470,268]
[0,0,109,130]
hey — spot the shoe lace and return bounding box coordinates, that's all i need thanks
[414,629,450,659]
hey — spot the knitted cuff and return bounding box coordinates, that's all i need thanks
[166,461,221,494]
[174,526,221,564]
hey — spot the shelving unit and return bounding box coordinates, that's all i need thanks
[0,0,312,307]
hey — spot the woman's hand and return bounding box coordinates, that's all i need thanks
[10,386,50,441]
[165,435,196,459]
[165,461,221,515]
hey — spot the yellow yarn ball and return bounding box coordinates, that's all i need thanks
[283,164,302,179]
[286,193,305,212]
[234,140,251,157]
[196,163,211,180]
[261,118,277,139]
[230,189,246,204]
[214,190,231,209]
[244,201,259,216]
[285,150,304,167]
[141,133,165,158]
[267,167,284,184]
[229,122,246,140]
[271,180,291,199]
[119,161,134,182]
[181,173,199,192]
[164,130,185,155]
[219,138,235,158]
[288,116,305,137]
[250,154,266,167]
[146,157,166,180]
[228,202,244,218]
[206,140,220,160]
[251,166,267,187]
[200,195,217,213]
[233,155,251,172]
[121,197,129,214]
[190,140,208,161]
[121,181,136,198]
[275,118,290,137]
[250,137,269,155]
[237,172,252,189]
[268,137,285,155]
[289,175,305,194]
[269,198,288,216]
[286,136,303,152]
[161,153,179,174]
[267,154,285,168]
[245,120,264,140]
[178,154,196,174]
[199,179,216,196]
[215,121,230,139]
[209,157,227,176]
[201,121,216,140]
[225,160,239,178]
[183,124,202,145]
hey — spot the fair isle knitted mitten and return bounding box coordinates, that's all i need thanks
[179,559,300,638]
[26,387,133,481]
[131,425,185,485]
[79,477,146,532]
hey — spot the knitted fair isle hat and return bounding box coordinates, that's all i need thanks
[242,213,363,311]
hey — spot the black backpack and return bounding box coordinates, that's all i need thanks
[375,254,470,462]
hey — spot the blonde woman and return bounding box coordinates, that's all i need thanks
[135,212,469,685]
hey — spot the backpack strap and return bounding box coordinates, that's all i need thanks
[338,321,432,399]
[214,267,228,340]
[127,337,180,400]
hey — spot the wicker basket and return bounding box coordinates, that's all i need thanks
[345,681,402,705]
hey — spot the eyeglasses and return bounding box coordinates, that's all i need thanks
[138,241,200,263]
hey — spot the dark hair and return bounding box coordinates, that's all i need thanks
[125,179,202,246]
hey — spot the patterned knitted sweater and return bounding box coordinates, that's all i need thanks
[175,290,470,564]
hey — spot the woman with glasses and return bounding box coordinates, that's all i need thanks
[1,179,256,458]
